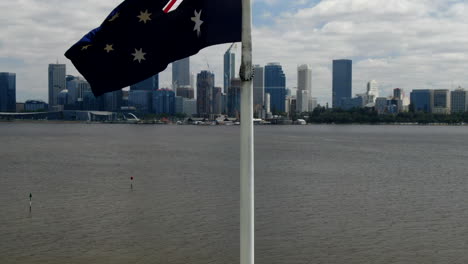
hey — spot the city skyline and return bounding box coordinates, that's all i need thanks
[1,1,468,104]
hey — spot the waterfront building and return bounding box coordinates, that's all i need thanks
[175,96,184,114]
[197,71,215,117]
[332,59,352,108]
[265,63,286,113]
[296,90,309,113]
[57,89,70,107]
[341,96,364,110]
[128,90,153,113]
[410,89,434,113]
[224,45,236,94]
[0,72,16,112]
[297,64,312,112]
[183,98,197,117]
[288,96,297,114]
[103,90,123,112]
[16,103,24,112]
[48,63,66,109]
[130,75,159,91]
[172,57,190,88]
[359,80,379,106]
[153,89,175,115]
[228,78,241,117]
[213,87,223,115]
[375,97,388,114]
[81,85,100,111]
[265,93,271,115]
[451,87,468,113]
[310,97,318,111]
[393,88,403,99]
[66,75,80,105]
[253,65,264,115]
[176,85,194,99]
[432,89,450,114]
[190,73,195,90]
[24,100,47,112]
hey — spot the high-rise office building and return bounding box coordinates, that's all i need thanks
[264,63,286,113]
[197,71,214,117]
[128,90,153,113]
[153,89,175,115]
[224,46,236,94]
[253,65,264,114]
[183,99,197,117]
[48,64,66,108]
[176,86,195,99]
[175,96,184,114]
[228,78,242,117]
[103,90,123,111]
[332,59,352,108]
[432,89,450,114]
[0,72,16,112]
[172,57,190,88]
[366,80,379,104]
[410,89,434,113]
[130,75,159,91]
[297,64,312,112]
[393,88,403,99]
[296,90,310,113]
[451,88,468,113]
[213,87,223,115]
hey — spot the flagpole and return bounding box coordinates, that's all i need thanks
[240,0,254,264]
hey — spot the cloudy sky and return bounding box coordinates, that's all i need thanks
[1,0,467,104]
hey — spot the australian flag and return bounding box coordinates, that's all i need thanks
[65,0,242,97]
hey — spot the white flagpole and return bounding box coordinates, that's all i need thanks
[240,0,254,264]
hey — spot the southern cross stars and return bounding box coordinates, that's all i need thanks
[104,44,114,53]
[108,12,119,22]
[138,10,152,23]
[132,48,146,63]
[191,10,203,37]
[81,44,92,51]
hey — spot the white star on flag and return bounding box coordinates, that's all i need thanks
[138,10,152,24]
[108,13,119,22]
[104,44,114,53]
[191,10,203,37]
[132,48,146,63]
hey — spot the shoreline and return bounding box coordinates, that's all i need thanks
[1,119,467,126]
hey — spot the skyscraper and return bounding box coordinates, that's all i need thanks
[432,89,450,114]
[213,87,223,115]
[253,65,264,110]
[410,89,434,113]
[451,87,468,113]
[130,74,159,91]
[0,72,16,112]
[48,64,66,108]
[197,71,214,117]
[228,78,242,117]
[264,63,286,113]
[153,89,175,115]
[172,57,190,88]
[297,64,312,112]
[224,45,236,94]
[393,88,403,99]
[332,59,352,108]
[366,80,379,103]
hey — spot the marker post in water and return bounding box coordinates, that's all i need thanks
[130,177,134,190]
[29,193,32,211]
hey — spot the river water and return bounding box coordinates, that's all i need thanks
[1,123,468,264]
